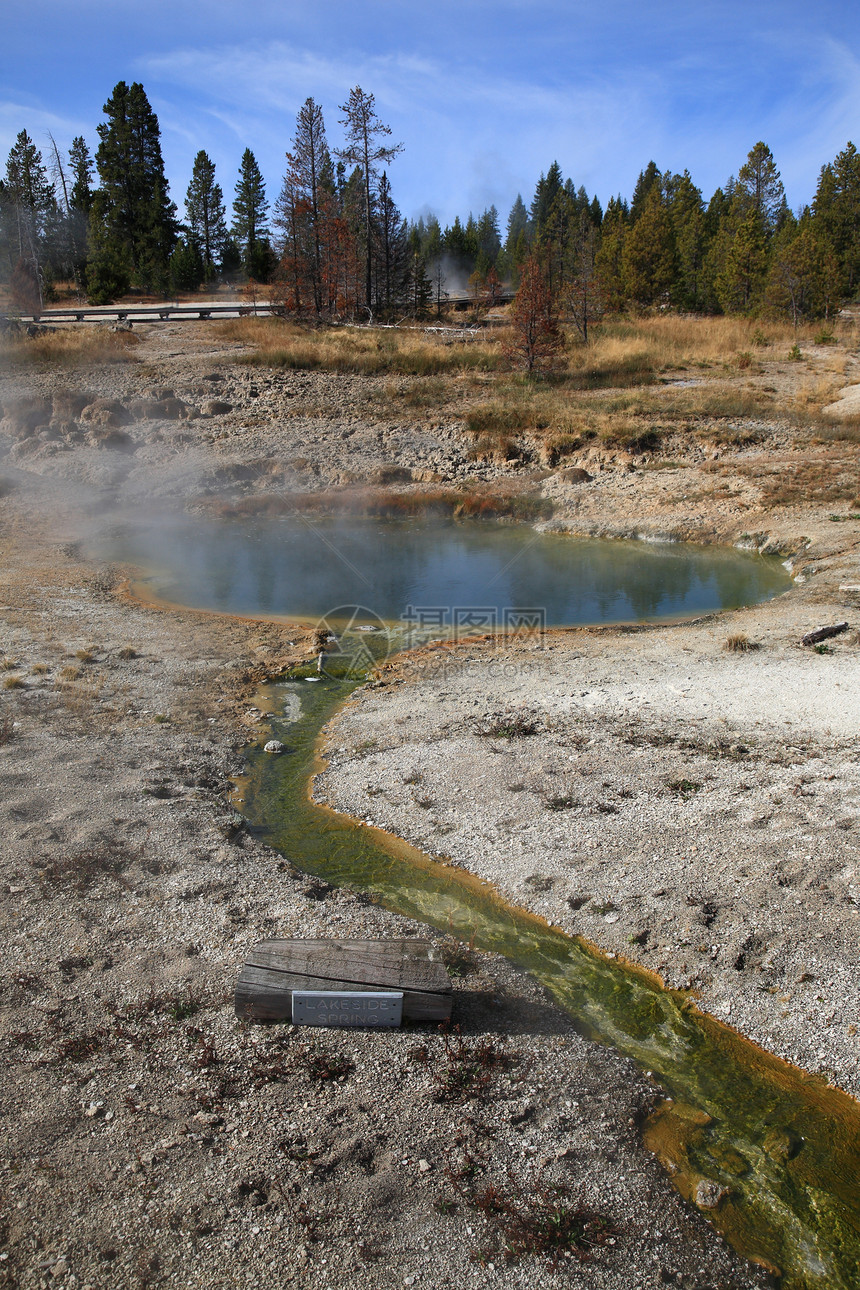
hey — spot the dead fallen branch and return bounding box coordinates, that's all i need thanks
[801,622,849,646]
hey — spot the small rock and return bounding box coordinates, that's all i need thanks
[264,740,285,754]
[418,1158,431,1173]
[695,1179,728,1209]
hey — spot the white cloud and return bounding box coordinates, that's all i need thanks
[0,101,91,165]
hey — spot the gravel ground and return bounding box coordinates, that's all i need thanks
[1,319,858,1289]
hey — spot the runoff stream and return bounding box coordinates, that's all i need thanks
[111,514,860,1286]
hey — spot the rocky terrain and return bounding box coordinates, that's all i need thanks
[0,316,858,1289]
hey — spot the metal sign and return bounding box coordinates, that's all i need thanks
[291,990,403,1028]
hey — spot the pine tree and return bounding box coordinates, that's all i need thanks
[630,161,662,222]
[373,171,409,315]
[767,215,815,327]
[87,81,177,301]
[594,197,628,310]
[567,211,604,343]
[736,142,785,229]
[336,86,403,313]
[69,137,93,217]
[503,253,563,375]
[169,237,204,293]
[667,172,708,310]
[714,202,768,312]
[273,169,305,312]
[186,151,227,282]
[2,130,57,300]
[813,142,860,297]
[64,137,93,287]
[274,98,336,315]
[538,185,576,298]
[499,194,529,282]
[475,206,501,276]
[529,162,563,239]
[405,228,433,317]
[622,184,674,304]
[232,148,270,280]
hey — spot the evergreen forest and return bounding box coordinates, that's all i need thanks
[3,78,860,329]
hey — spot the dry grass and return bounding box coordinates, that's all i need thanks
[216,317,501,375]
[792,375,848,422]
[816,423,860,444]
[729,453,860,508]
[223,314,815,386]
[0,325,139,367]
[203,483,552,523]
[724,633,759,652]
[465,379,777,463]
[596,314,842,369]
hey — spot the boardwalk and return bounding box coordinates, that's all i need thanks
[2,293,515,327]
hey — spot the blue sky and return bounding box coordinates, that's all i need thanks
[4,0,860,232]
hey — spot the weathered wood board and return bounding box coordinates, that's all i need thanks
[235,938,453,1023]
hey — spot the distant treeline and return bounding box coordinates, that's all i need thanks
[3,78,860,326]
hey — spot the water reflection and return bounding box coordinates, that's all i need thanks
[100,513,789,625]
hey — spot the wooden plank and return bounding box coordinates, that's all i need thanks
[235,938,453,1023]
[244,938,451,994]
[235,964,451,1023]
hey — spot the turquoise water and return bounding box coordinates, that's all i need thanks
[100,513,790,626]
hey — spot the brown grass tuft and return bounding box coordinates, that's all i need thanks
[724,633,759,652]
[0,325,139,367]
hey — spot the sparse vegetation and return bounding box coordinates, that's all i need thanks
[463,1177,616,1269]
[667,778,703,799]
[432,1026,515,1103]
[201,483,552,523]
[298,1044,354,1083]
[544,794,578,811]
[724,633,759,652]
[217,317,501,375]
[32,844,127,892]
[442,938,480,978]
[123,987,203,1022]
[0,325,139,367]
[475,708,542,739]
[730,454,860,508]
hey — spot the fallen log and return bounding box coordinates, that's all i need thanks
[801,622,849,646]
